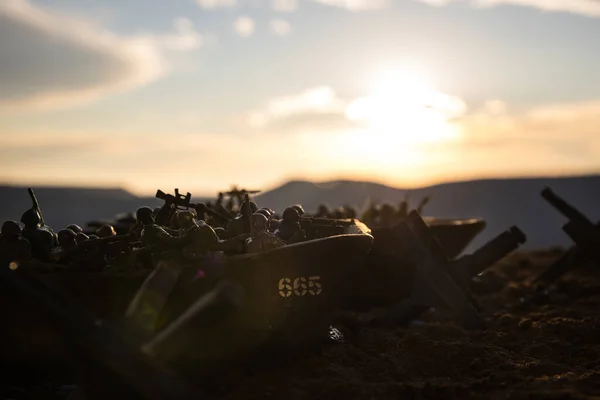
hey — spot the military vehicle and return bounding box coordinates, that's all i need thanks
[0,189,374,377]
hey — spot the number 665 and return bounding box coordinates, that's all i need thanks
[278,276,322,297]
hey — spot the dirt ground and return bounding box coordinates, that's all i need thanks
[211,249,600,400]
[5,249,600,399]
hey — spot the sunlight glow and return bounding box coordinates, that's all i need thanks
[345,69,466,149]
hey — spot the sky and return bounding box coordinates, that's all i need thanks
[1,0,600,196]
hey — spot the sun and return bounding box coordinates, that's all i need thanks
[345,69,465,147]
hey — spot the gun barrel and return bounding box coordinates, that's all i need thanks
[467,226,526,277]
[27,188,45,226]
[541,187,592,225]
[155,189,167,200]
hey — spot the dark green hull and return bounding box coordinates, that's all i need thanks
[153,233,374,375]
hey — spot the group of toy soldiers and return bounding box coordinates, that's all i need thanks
[0,189,324,272]
[359,194,431,228]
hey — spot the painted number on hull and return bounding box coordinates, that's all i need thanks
[278,276,322,297]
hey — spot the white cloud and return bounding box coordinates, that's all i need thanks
[308,0,389,11]
[0,0,203,113]
[234,16,255,37]
[248,86,347,127]
[195,0,237,8]
[415,0,600,18]
[272,0,298,12]
[269,18,292,35]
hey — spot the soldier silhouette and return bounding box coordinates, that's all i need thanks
[0,220,31,267]
[246,213,285,253]
[226,200,258,238]
[275,207,306,243]
[20,208,55,262]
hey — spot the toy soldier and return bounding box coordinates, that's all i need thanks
[20,208,55,261]
[136,207,181,254]
[275,207,306,243]
[176,210,220,260]
[66,224,83,234]
[0,220,31,267]
[246,213,285,253]
[96,224,117,238]
[343,205,357,219]
[76,232,89,243]
[316,204,330,218]
[226,200,258,238]
[291,204,305,216]
[51,229,79,264]
[154,202,176,227]
[57,229,78,250]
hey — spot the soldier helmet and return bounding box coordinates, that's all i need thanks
[343,205,357,219]
[76,232,89,243]
[316,204,330,216]
[291,204,305,216]
[255,208,272,218]
[333,207,344,219]
[20,208,41,227]
[252,213,268,231]
[177,210,197,229]
[136,207,154,225]
[1,220,21,238]
[282,207,300,222]
[96,224,117,238]
[66,224,83,233]
[58,229,77,247]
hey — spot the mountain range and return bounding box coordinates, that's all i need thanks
[1,175,599,252]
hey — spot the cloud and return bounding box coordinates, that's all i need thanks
[0,0,202,113]
[272,0,298,12]
[234,16,255,37]
[269,18,292,35]
[415,0,600,18]
[248,86,348,127]
[307,0,389,11]
[195,0,237,8]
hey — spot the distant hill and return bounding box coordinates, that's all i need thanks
[1,175,599,252]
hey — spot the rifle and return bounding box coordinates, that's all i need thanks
[156,189,232,223]
[155,189,191,209]
[27,188,45,226]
